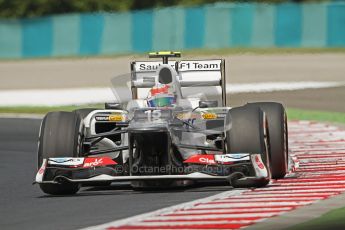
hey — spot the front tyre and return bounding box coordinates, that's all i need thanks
[227,105,270,188]
[248,102,288,179]
[37,111,84,195]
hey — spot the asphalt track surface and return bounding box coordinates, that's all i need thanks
[1,54,344,229]
[0,118,229,230]
[3,118,345,229]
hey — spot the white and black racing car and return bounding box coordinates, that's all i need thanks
[35,51,288,195]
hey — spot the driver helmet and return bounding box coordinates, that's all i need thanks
[147,84,176,107]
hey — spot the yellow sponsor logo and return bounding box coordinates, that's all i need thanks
[202,113,217,120]
[109,114,123,122]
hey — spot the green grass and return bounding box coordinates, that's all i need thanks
[289,206,345,230]
[287,108,345,124]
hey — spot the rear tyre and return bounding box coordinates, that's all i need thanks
[37,111,84,195]
[227,105,270,188]
[247,102,288,179]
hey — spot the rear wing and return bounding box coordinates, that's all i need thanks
[130,59,226,106]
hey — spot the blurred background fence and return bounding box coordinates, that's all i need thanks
[0,2,344,58]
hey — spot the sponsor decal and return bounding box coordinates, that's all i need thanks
[83,157,117,168]
[184,155,216,165]
[251,154,268,178]
[255,155,265,169]
[135,61,176,72]
[109,114,123,122]
[38,167,45,174]
[38,167,46,174]
[215,153,250,163]
[176,112,200,120]
[178,61,221,71]
[216,113,226,118]
[95,114,125,122]
[134,60,221,72]
[48,158,68,163]
[202,113,217,120]
[48,158,84,167]
[227,153,250,159]
[95,116,110,121]
[36,159,47,182]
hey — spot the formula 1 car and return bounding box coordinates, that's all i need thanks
[35,51,288,195]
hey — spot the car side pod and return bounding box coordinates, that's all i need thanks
[228,154,270,188]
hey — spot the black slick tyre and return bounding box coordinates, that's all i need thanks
[227,105,270,188]
[37,111,84,195]
[247,102,288,179]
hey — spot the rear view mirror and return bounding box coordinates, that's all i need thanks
[199,100,218,108]
[105,103,123,110]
